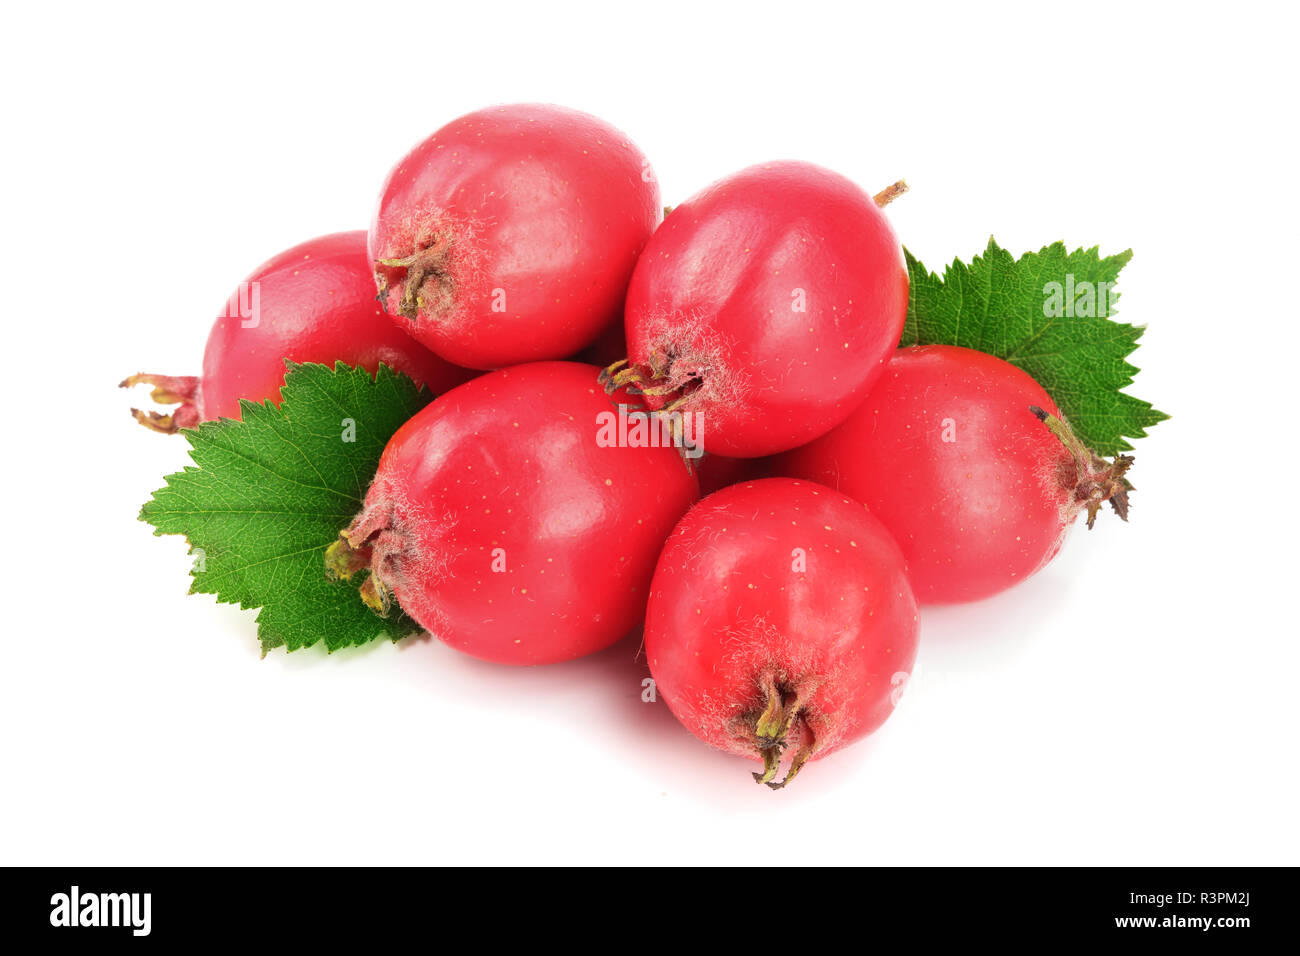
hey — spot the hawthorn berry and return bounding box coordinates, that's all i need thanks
[123,231,471,432]
[370,104,661,370]
[645,478,919,788]
[774,345,1134,603]
[602,161,908,457]
[327,362,699,665]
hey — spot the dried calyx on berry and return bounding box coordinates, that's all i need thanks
[1029,405,1134,529]
[120,374,201,434]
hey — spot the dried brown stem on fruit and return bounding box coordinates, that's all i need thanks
[873,180,909,208]
[748,672,817,790]
[120,373,201,434]
[1030,405,1135,528]
[375,236,454,320]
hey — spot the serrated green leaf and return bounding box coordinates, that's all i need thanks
[141,361,431,653]
[902,238,1167,454]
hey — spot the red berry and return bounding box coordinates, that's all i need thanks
[370,104,661,370]
[123,231,472,432]
[773,345,1134,604]
[605,162,908,458]
[327,362,699,665]
[645,478,919,788]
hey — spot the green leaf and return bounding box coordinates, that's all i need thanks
[902,238,1167,454]
[140,362,431,653]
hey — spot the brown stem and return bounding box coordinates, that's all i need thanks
[1030,405,1135,528]
[747,672,817,790]
[120,373,201,434]
[873,180,909,208]
[596,359,701,472]
[374,236,453,320]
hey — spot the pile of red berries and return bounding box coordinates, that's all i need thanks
[126,104,1133,789]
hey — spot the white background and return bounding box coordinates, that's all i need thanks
[2,1,1296,866]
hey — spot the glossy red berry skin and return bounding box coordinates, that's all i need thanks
[369,104,661,370]
[774,345,1081,604]
[335,362,699,665]
[645,478,918,787]
[619,161,908,458]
